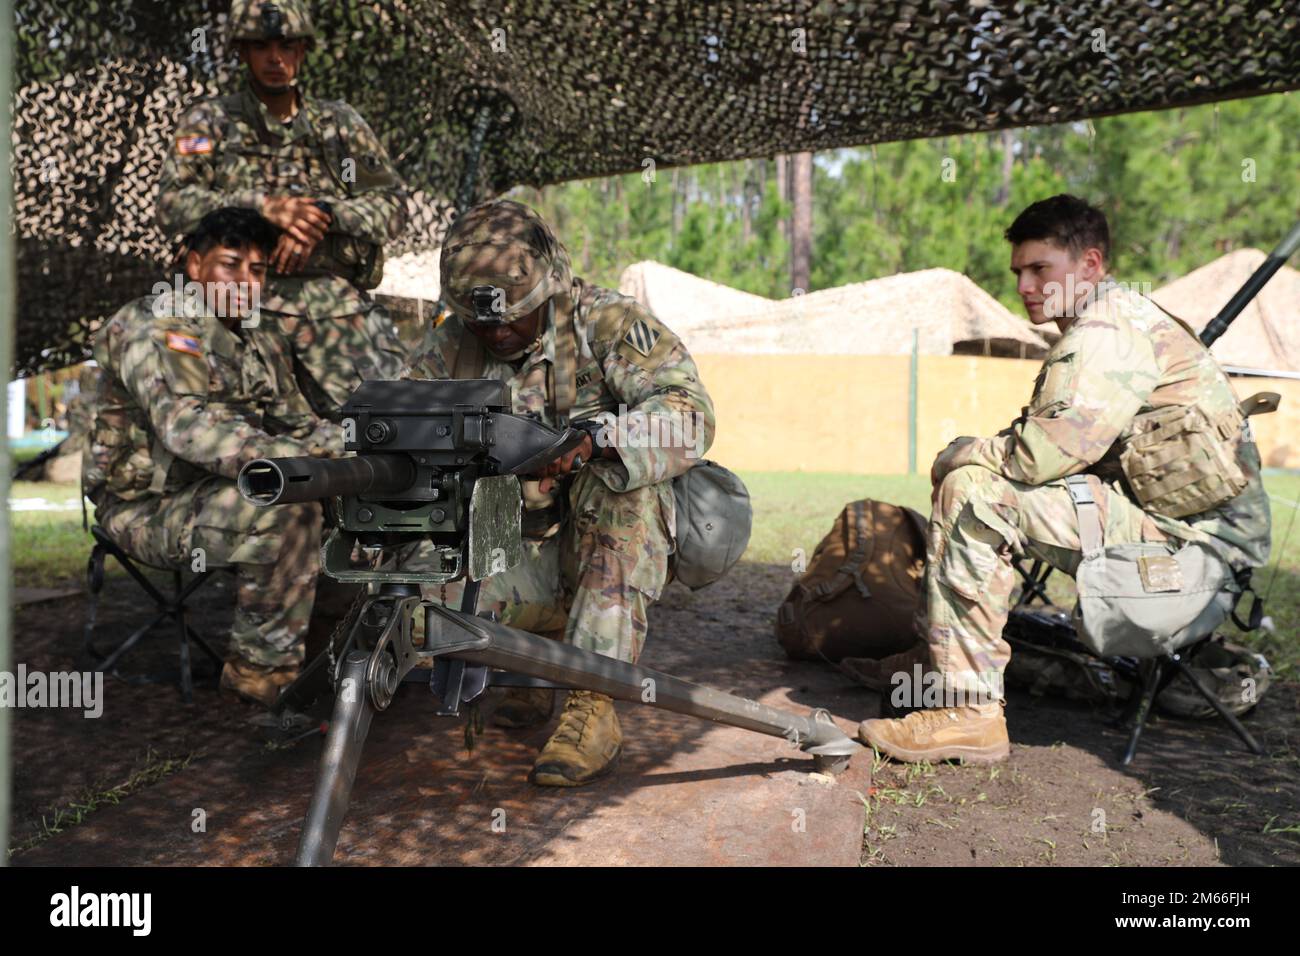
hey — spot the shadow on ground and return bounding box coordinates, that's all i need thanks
[11,560,1296,866]
[10,560,868,866]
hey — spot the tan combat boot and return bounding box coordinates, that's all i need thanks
[492,687,556,728]
[839,641,931,693]
[219,658,300,709]
[530,690,623,787]
[858,703,1010,764]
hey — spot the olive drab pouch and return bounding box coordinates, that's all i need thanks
[1120,391,1279,519]
[775,499,928,662]
[670,460,753,590]
[1066,475,1235,658]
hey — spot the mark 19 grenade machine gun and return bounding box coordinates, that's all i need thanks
[238,379,861,866]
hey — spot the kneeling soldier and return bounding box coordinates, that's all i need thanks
[84,207,345,706]
[404,200,716,786]
[857,195,1271,763]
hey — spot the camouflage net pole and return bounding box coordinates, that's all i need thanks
[10,1,1300,375]
[2,0,15,866]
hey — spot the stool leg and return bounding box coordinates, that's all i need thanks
[83,544,107,662]
[1121,659,1164,765]
[1167,656,1263,755]
[175,570,195,704]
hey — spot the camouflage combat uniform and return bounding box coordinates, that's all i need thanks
[84,291,345,667]
[155,68,409,417]
[926,280,1271,699]
[404,210,716,664]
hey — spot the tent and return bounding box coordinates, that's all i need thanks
[617,261,780,337]
[621,265,1049,357]
[1151,249,1300,373]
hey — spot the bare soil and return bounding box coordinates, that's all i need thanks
[10,562,1299,866]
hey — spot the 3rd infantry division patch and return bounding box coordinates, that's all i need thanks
[623,318,660,357]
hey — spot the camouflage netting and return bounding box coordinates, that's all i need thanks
[12,0,1300,374]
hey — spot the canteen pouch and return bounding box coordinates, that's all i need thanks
[670,460,753,590]
[1066,475,1234,657]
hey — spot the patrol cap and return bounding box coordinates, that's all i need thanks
[440,200,573,325]
[228,0,316,44]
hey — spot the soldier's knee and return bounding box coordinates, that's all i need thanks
[570,469,666,537]
[250,499,321,538]
[936,465,1003,516]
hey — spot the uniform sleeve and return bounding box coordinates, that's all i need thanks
[156,101,265,237]
[400,317,456,380]
[257,334,347,453]
[119,321,329,479]
[953,314,1160,485]
[588,300,716,492]
[326,104,408,245]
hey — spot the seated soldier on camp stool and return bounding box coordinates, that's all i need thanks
[850,195,1272,764]
[402,200,718,788]
[83,207,345,708]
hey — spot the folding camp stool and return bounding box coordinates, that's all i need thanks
[1007,555,1263,765]
[83,525,225,703]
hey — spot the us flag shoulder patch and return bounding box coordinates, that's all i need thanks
[623,318,661,357]
[176,134,213,155]
[165,331,203,357]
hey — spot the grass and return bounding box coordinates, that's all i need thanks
[10,481,93,588]
[7,747,196,858]
[9,469,1299,673]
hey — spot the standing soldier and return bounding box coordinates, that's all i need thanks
[156,0,408,419]
[854,194,1272,764]
[405,200,717,787]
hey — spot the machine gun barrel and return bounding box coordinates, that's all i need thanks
[238,454,416,506]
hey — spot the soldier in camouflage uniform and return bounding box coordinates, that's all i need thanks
[84,208,345,707]
[156,0,407,419]
[404,200,716,786]
[857,195,1271,764]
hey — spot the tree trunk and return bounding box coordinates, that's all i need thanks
[741,160,753,243]
[671,167,683,241]
[790,151,813,293]
[775,154,789,242]
[996,128,1015,206]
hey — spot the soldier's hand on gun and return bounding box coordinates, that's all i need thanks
[271,233,317,275]
[535,432,595,494]
[261,195,331,245]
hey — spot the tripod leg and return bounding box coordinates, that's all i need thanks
[1121,659,1163,766]
[294,652,375,866]
[1167,657,1263,755]
[429,605,859,764]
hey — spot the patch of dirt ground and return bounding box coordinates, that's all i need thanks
[10,561,1299,866]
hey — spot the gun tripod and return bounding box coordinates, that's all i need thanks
[283,581,862,866]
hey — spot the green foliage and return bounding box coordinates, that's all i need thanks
[509,94,1300,315]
